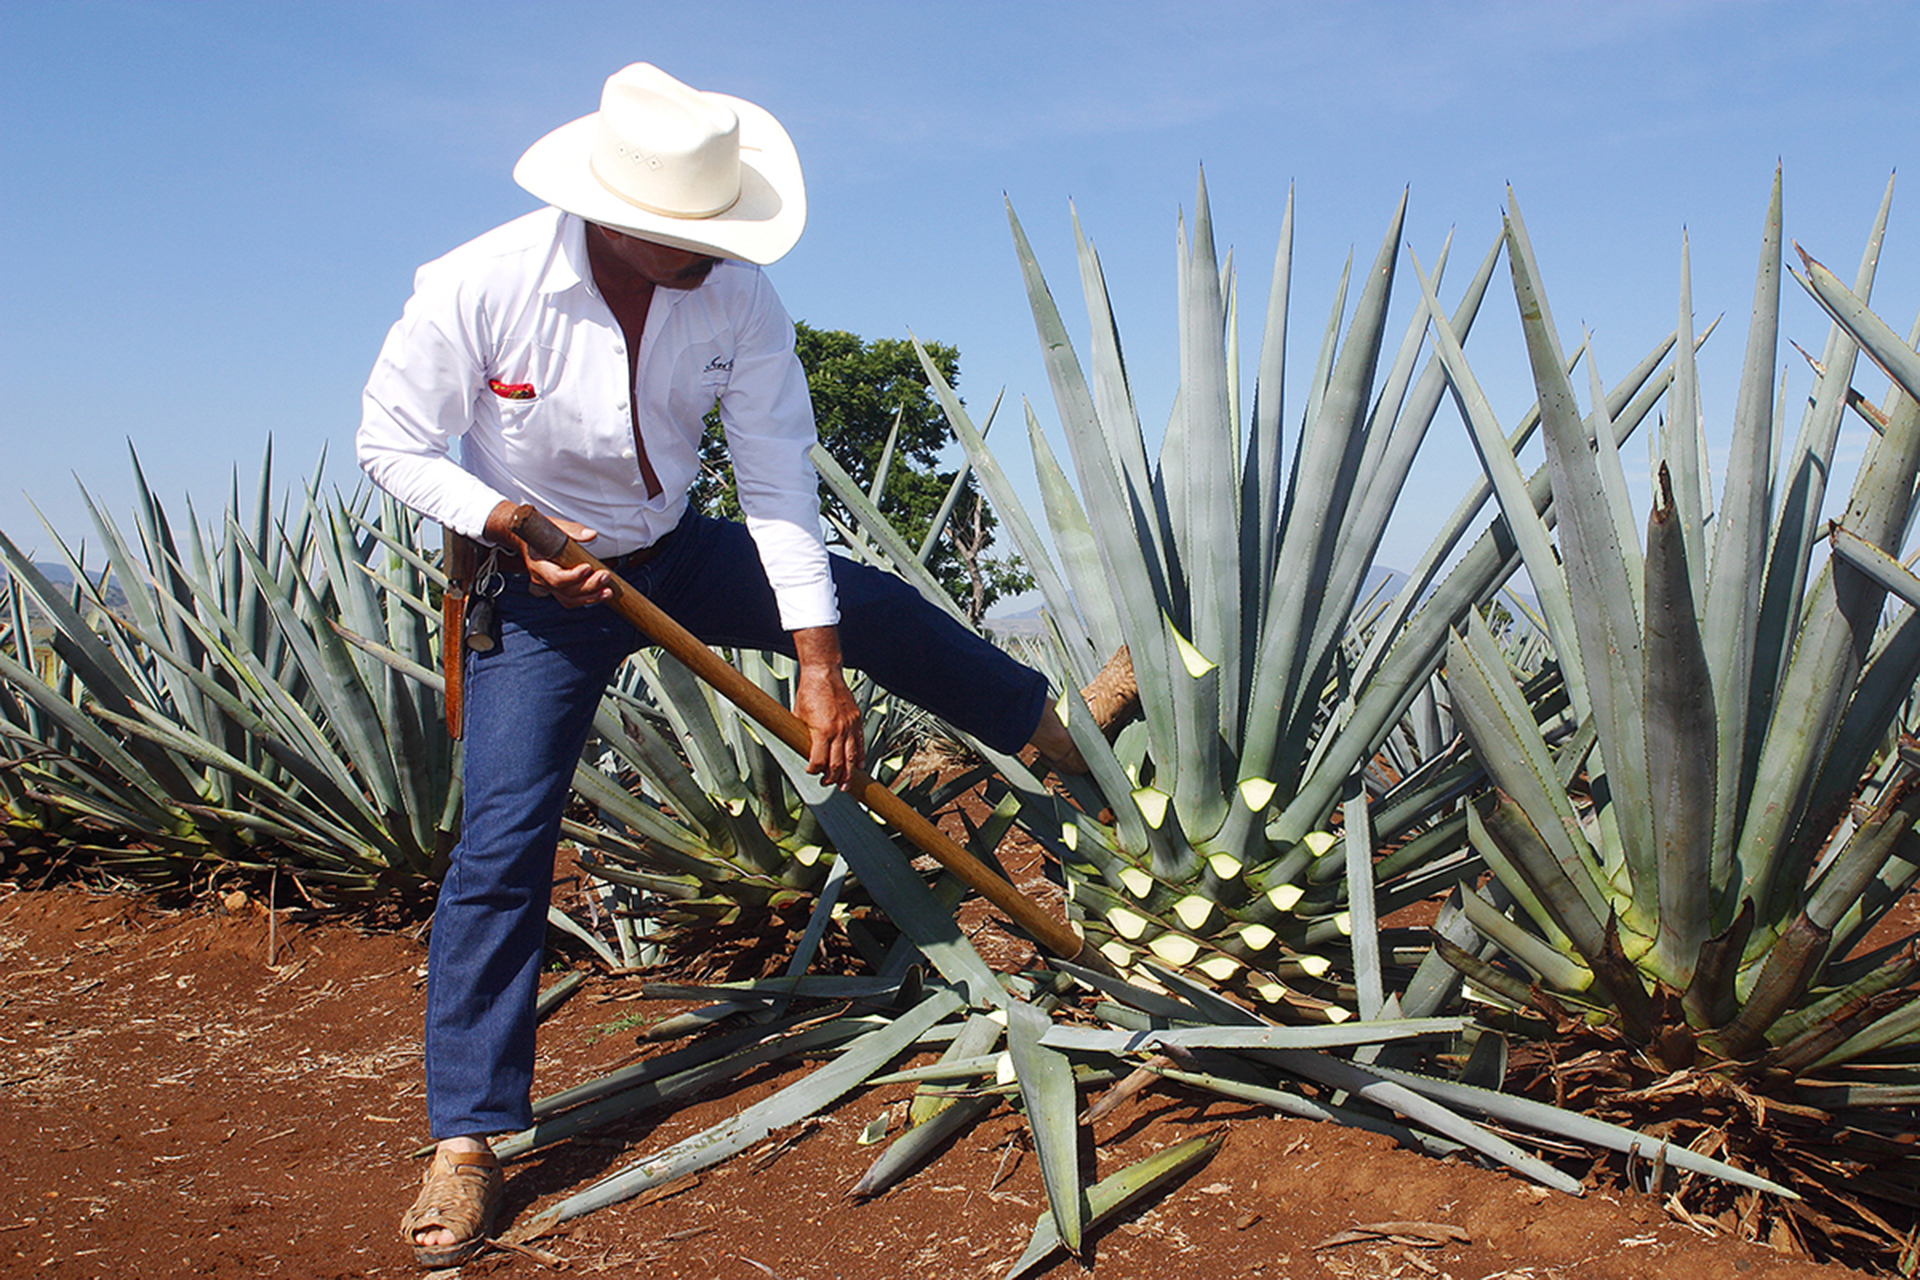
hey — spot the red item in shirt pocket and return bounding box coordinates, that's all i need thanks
[489,378,536,401]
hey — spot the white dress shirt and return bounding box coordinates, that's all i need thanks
[357,208,838,630]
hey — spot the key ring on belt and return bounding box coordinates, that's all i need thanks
[464,548,507,652]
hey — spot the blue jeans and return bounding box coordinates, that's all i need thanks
[424,513,1051,1137]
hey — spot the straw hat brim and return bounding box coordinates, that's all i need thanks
[512,91,805,265]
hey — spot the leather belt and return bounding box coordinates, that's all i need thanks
[494,527,675,575]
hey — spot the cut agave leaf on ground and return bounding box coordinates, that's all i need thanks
[1004,1129,1225,1280]
[1360,1061,1798,1198]
[1039,1018,1467,1055]
[911,1010,1005,1126]
[1253,1047,1583,1194]
[524,987,964,1229]
[851,1086,1000,1199]
[492,1015,881,1162]
[1006,996,1088,1252]
[1147,1062,1461,1157]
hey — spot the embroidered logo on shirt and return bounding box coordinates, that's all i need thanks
[488,378,536,400]
[704,357,734,373]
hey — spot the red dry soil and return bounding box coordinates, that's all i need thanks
[0,874,1890,1280]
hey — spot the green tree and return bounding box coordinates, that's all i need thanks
[690,322,1032,622]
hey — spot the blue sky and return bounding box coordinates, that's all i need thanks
[4,0,1915,585]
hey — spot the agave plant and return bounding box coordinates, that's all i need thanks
[1434,174,1920,1260]
[894,176,1698,1020]
[0,445,455,891]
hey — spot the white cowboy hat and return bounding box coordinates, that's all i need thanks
[513,63,805,265]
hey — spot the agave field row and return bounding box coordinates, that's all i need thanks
[3,170,1916,1271]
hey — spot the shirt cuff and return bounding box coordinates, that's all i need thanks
[774,578,840,633]
[448,486,510,542]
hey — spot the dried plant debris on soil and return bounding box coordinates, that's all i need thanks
[2,884,1891,1279]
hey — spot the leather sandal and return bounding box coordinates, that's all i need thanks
[400,1147,503,1268]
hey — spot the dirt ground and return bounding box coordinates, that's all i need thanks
[2,868,1894,1280]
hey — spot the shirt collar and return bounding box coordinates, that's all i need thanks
[538,211,591,296]
[537,211,714,316]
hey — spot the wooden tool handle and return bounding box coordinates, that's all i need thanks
[509,505,1107,973]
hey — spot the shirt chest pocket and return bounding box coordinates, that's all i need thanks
[483,345,574,442]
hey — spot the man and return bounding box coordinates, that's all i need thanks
[356,64,1080,1266]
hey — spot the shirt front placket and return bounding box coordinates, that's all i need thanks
[590,284,662,502]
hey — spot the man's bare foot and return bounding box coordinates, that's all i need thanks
[1029,705,1088,775]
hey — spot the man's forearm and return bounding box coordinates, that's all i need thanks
[791,625,844,673]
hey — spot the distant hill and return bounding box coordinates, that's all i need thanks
[1,562,130,626]
[981,601,1049,640]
